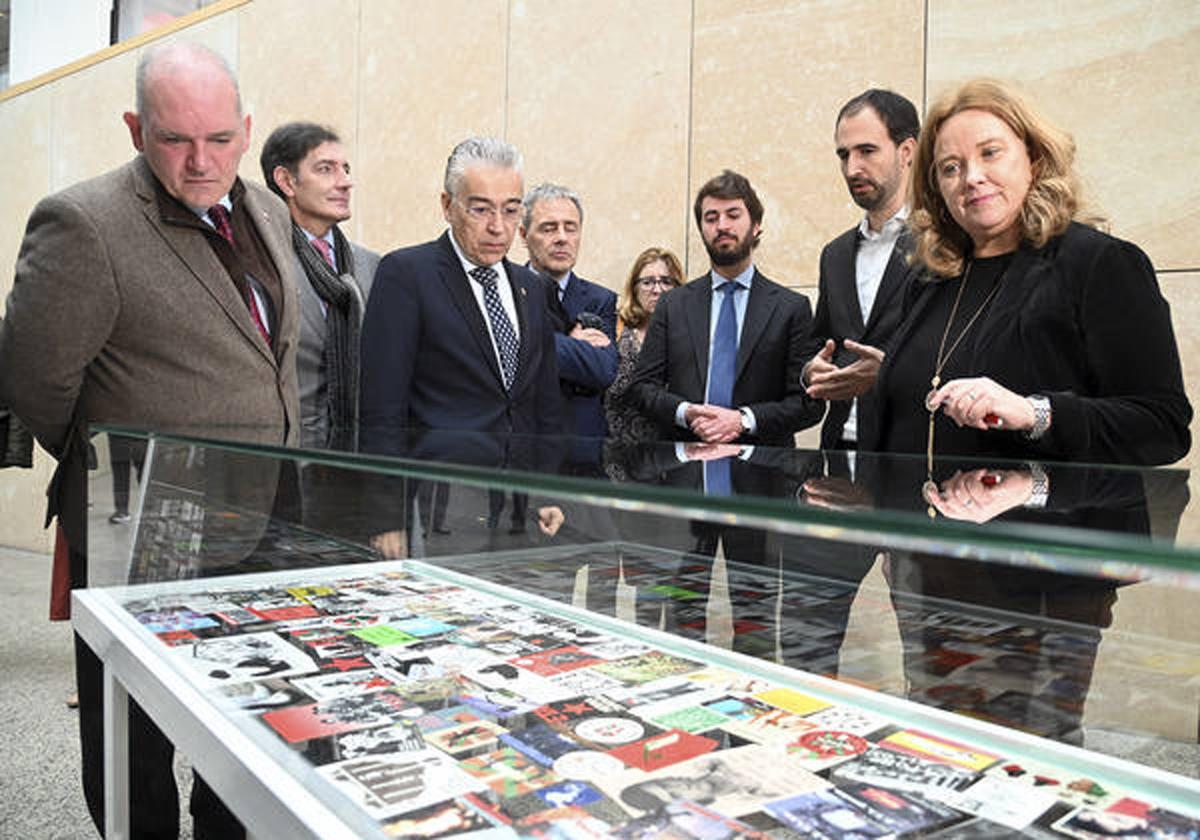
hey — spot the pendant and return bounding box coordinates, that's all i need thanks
[924,389,938,412]
[922,480,939,519]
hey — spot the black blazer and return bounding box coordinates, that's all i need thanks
[360,232,563,453]
[808,226,914,449]
[860,223,1191,466]
[628,269,823,445]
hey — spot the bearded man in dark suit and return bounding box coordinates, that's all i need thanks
[804,88,920,450]
[629,169,822,452]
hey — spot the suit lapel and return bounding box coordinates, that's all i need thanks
[684,276,712,390]
[436,234,505,388]
[295,253,328,337]
[735,270,776,381]
[243,186,297,363]
[131,160,274,363]
[836,232,867,334]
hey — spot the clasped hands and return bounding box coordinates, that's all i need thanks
[804,338,885,400]
[684,403,743,443]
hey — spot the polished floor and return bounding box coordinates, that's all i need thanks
[0,494,196,840]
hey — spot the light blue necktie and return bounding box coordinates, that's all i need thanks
[705,281,741,495]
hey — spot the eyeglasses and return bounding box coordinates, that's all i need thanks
[460,201,523,224]
[637,276,678,290]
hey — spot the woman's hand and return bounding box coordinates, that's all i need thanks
[928,376,1036,432]
[924,468,1033,523]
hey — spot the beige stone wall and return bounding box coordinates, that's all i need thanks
[2,0,1198,538]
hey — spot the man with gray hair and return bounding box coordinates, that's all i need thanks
[0,40,298,838]
[520,182,617,445]
[361,136,560,439]
[360,137,563,547]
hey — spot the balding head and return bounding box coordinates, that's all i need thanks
[135,42,242,128]
[123,42,250,209]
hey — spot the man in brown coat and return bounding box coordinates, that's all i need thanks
[0,42,299,839]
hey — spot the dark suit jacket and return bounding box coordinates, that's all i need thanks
[809,226,913,449]
[360,232,563,454]
[859,222,1191,465]
[552,271,618,440]
[629,269,823,445]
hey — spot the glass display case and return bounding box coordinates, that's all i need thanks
[76,426,1200,838]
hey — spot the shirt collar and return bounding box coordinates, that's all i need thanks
[710,263,755,291]
[857,205,908,241]
[448,228,504,276]
[301,226,336,248]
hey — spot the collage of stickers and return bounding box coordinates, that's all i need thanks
[122,565,1200,839]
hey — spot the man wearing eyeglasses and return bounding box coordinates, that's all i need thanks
[360,137,564,552]
[362,135,561,441]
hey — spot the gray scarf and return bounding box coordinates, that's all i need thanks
[292,223,363,450]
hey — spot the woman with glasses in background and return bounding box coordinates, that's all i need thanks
[604,247,685,445]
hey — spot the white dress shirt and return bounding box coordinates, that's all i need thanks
[843,207,907,443]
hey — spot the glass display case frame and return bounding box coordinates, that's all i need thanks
[76,425,1200,838]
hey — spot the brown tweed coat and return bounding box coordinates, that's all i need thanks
[0,155,300,455]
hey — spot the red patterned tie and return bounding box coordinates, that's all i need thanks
[310,236,335,268]
[207,204,271,347]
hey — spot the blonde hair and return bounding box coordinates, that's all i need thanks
[909,78,1099,277]
[618,247,684,330]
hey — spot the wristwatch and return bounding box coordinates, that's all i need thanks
[1025,395,1052,440]
[1024,461,1049,508]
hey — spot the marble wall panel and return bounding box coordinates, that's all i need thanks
[236,0,361,223]
[0,86,56,554]
[354,0,509,255]
[49,49,138,191]
[926,0,1200,271]
[507,0,692,293]
[690,0,926,286]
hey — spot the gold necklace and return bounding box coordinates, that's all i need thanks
[924,259,1006,517]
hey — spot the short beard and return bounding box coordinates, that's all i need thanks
[704,233,754,267]
[847,178,882,211]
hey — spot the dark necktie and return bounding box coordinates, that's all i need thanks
[705,281,741,496]
[207,204,271,347]
[469,266,520,389]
